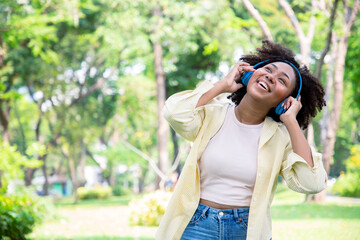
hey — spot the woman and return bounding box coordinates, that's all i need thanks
[156,41,328,240]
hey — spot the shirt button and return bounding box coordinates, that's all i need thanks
[258,173,262,177]
[219,212,224,216]
[253,197,257,201]
[249,226,253,231]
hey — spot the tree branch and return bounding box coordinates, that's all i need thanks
[307,0,318,41]
[121,139,167,180]
[344,0,359,36]
[277,0,306,43]
[0,38,5,67]
[85,147,102,167]
[315,0,339,80]
[68,76,106,107]
[68,46,126,108]
[240,0,274,41]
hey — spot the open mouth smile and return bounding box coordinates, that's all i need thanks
[257,80,270,92]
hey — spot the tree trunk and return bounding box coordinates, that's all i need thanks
[25,168,37,186]
[152,6,169,189]
[79,141,86,187]
[320,33,337,151]
[315,0,339,81]
[0,37,5,67]
[0,99,10,143]
[35,111,51,195]
[317,0,359,202]
[68,156,79,203]
[41,155,49,195]
[0,39,6,188]
[322,38,349,173]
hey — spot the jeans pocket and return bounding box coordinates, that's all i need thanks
[239,216,248,229]
[189,210,206,225]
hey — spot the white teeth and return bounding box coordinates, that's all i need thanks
[259,81,268,91]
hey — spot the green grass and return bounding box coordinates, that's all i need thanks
[29,186,360,240]
[31,237,154,240]
[53,194,139,207]
[271,184,360,240]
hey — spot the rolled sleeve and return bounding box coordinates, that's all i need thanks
[281,146,328,194]
[162,80,214,142]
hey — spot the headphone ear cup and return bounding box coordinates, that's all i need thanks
[241,71,253,86]
[275,99,287,115]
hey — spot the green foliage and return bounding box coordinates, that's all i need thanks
[0,142,43,193]
[345,17,360,106]
[111,185,132,197]
[128,190,171,226]
[332,171,360,197]
[77,185,112,200]
[0,193,48,239]
[0,0,359,202]
[331,145,360,197]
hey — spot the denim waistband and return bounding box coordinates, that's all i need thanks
[197,203,249,220]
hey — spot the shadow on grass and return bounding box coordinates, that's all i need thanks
[271,203,360,220]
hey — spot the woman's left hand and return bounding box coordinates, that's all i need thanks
[279,96,302,125]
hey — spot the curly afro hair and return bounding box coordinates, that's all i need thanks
[228,40,326,129]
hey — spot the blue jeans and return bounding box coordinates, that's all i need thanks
[181,203,250,240]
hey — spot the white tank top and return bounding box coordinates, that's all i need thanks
[200,104,264,206]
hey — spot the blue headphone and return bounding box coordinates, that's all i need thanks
[240,59,302,115]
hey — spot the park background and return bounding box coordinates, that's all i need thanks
[1,0,360,239]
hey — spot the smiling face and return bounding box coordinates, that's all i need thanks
[246,61,297,109]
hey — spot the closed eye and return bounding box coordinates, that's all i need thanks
[265,67,271,73]
[278,78,286,85]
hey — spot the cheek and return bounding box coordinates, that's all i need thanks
[249,69,263,82]
[274,85,291,101]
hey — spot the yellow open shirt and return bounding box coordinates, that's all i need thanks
[156,80,327,240]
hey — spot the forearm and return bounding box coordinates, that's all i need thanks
[196,62,251,108]
[284,118,314,168]
[196,81,226,108]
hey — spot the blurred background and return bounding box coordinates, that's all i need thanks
[0,0,360,239]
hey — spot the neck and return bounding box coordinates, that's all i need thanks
[235,95,269,125]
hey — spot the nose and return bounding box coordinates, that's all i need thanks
[265,75,274,84]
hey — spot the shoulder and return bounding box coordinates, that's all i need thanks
[264,117,291,143]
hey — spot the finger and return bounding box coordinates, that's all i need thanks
[284,97,294,109]
[288,97,296,109]
[237,66,254,73]
[237,62,250,66]
[241,66,255,72]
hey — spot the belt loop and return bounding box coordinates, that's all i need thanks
[233,208,240,223]
[201,205,209,218]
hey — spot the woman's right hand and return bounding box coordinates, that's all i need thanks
[219,62,255,93]
[196,62,254,108]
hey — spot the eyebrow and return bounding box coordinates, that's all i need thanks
[270,63,290,81]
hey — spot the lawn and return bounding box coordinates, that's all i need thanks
[29,186,360,240]
[271,184,360,240]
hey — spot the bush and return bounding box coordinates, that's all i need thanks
[112,185,132,196]
[128,190,171,226]
[77,185,112,200]
[0,193,47,239]
[0,142,43,193]
[331,145,360,197]
[331,171,360,197]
